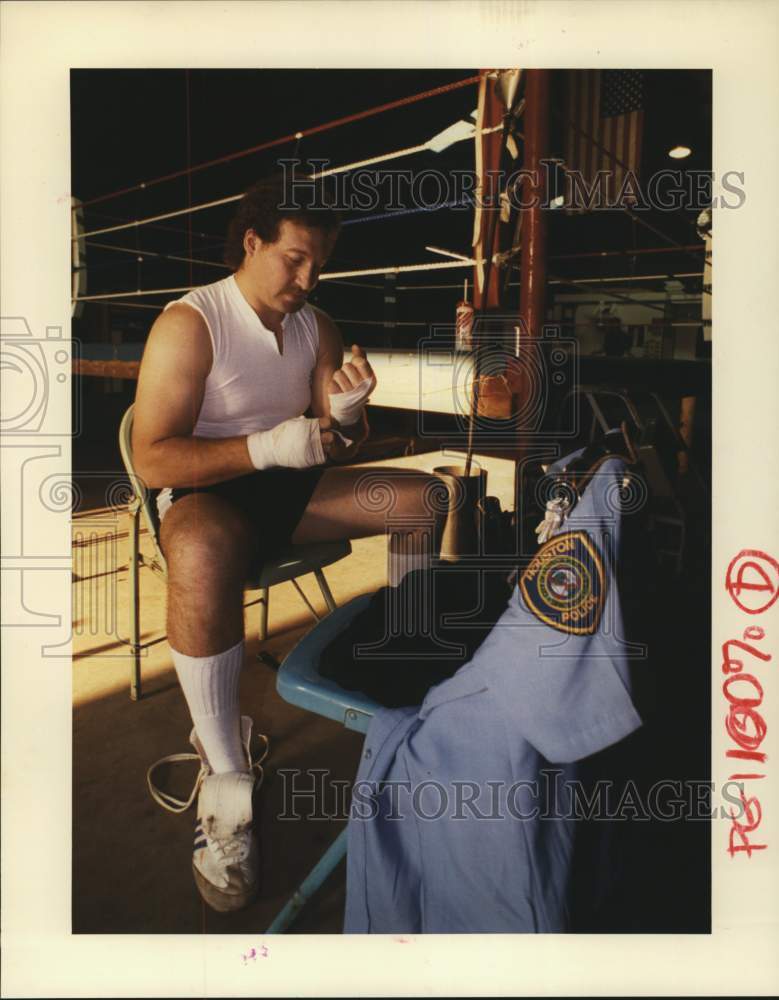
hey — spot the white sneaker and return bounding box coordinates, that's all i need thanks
[192,770,259,912]
[147,716,269,913]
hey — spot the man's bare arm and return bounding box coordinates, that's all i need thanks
[310,308,372,461]
[132,304,255,489]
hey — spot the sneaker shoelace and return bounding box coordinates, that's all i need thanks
[206,823,253,867]
[147,734,269,814]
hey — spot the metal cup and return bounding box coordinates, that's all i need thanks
[433,463,488,559]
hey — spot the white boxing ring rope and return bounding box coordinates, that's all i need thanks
[72,124,502,243]
[71,94,502,420]
[71,258,484,304]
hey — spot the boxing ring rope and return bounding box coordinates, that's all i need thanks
[73,253,704,306]
[73,115,488,349]
[79,200,473,284]
[84,241,231,271]
[86,198,471,260]
[74,68,709,406]
[91,302,163,311]
[80,75,481,207]
[342,200,472,227]
[551,85,711,282]
[554,124,709,275]
[551,244,705,262]
[74,124,500,243]
[624,207,709,280]
[81,263,707,299]
[77,265,706,326]
[393,271,705,291]
[74,74,707,309]
[80,207,225,241]
[72,258,483,304]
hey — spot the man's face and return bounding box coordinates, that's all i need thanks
[243,218,337,314]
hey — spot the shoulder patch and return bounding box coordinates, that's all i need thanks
[519,530,606,635]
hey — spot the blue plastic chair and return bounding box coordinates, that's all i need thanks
[267,592,381,933]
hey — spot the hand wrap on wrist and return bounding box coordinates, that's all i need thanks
[246,416,325,470]
[328,376,374,428]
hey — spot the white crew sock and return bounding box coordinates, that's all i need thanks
[171,639,247,774]
[388,532,433,587]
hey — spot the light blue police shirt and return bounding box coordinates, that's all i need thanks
[344,454,644,933]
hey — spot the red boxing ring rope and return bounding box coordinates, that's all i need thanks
[80,75,481,208]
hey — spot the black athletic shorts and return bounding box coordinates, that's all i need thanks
[149,467,325,574]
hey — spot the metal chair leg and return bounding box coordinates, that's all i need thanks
[313,568,337,614]
[265,827,349,933]
[291,578,322,622]
[128,503,142,701]
[258,587,269,641]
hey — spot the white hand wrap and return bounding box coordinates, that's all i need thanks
[246,416,325,470]
[328,377,374,428]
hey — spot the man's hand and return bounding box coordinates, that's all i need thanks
[328,343,376,401]
[318,412,369,462]
[324,344,375,460]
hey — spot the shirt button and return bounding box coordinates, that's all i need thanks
[364,748,373,760]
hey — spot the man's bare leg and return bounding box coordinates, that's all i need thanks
[161,493,254,656]
[158,493,263,912]
[158,468,445,774]
[291,466,446,584]
[160,493,256,774]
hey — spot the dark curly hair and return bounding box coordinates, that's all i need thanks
[223,173,342,270]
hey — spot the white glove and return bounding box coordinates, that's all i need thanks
[246,416,325,470]
[328,376,375,428]
[534,496,572,545]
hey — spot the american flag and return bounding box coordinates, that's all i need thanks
[563,70,644,208]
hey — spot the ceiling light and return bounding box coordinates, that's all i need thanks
[668,144,692,159]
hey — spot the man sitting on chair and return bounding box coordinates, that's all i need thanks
[133,175,443,912]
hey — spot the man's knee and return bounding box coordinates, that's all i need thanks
[160,495,254,581]
[393,473,448,536]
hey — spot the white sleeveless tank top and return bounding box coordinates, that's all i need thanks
[164,274,320,437]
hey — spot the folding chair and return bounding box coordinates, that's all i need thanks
[118,404,351,700]
[558,386,706,573]
[265,592,379,933]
